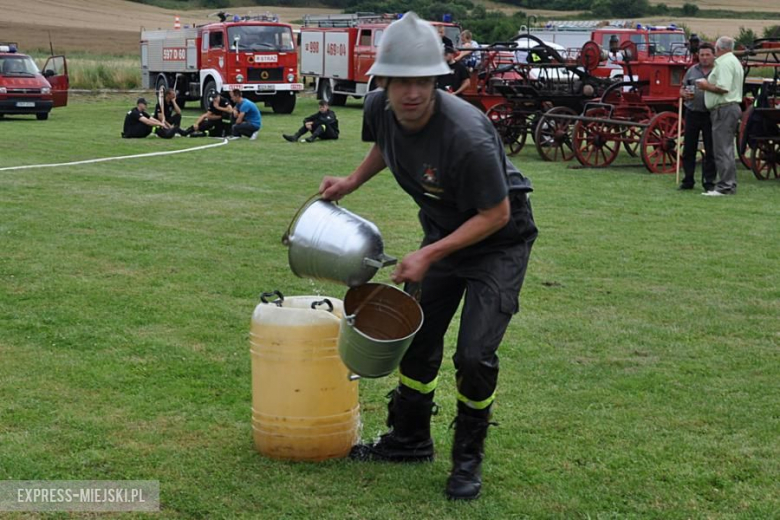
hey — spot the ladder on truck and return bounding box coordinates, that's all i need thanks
[302,12,396,28]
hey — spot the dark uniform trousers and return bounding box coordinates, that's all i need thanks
[303,123,339,140]
[155,113,183,139]
[400,190,537,408]
[681,109,717,190]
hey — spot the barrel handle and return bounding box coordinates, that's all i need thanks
[260,290,284,307]
[281,191,337,246]
[348,372,361,381]
[362,253,397,269]
[310,298,334,313]
[345,314,356,326]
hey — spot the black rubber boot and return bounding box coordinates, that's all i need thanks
[349,386,436,463]
[445,404,494,501]
[283,129,304,142]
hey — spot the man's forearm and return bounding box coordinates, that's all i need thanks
[454,79,470,95]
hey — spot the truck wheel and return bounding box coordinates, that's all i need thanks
[201,80,218,112]
[36,113,49,121]
[271,93,296,114]
[319,81,347,106]
[155,74,169,94]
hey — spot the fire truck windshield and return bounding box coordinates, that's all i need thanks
[0,55,39,76]
[228,26,294,52]
[648,33,686,55]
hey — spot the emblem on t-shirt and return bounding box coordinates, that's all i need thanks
[420,164,444,194]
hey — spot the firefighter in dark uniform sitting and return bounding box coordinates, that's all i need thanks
[153,88,186,138]
[283,99,339,143]
[318,12,537,501]
[183,93,233,137]
[122,97,165,138]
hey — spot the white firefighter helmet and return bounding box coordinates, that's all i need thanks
[367,12,450,78]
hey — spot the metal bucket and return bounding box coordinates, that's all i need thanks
[338,283,424,378]
[282,196,396,287]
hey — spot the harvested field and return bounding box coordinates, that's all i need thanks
[650,0,780,12]
[637,17,780,39]
[0,0,337,54]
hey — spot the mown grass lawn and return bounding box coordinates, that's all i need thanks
[1,94,778,519]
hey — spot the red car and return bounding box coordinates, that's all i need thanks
[0,43,68,120]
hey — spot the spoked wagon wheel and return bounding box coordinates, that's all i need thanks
[749,139,780,180]
[738,106,754,170]
[640,111,683,174]
[573,108,621,167]
[487,103,527,155]
[535,106,577,162]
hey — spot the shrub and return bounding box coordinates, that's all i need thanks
[681,3,699,16]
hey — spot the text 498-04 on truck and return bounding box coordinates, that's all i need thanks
[141,14,303,114]
[0,43,69,120]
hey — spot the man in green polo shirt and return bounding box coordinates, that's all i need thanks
[695,36,744,196]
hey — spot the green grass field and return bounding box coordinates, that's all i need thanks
[1,95,778,518]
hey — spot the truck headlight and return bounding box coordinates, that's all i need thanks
[41,87,51,95]
[236,74,244,84]
[287,73,295,82]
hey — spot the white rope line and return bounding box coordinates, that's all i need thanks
[0,138,229,172]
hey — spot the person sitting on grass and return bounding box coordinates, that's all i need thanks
[153,88,187,139]
[121,97,165,138]
[283,100,339,143]
[228,89,261,140]
[183,93,234,138]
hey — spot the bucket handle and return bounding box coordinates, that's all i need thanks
[281,192,333,246]
[362,252,397,269]
[260,290,284,307]
[310,298,334,313]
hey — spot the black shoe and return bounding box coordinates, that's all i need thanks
[283,134,297,142]
[349,432,434,462]
[304,136,316,143]
[189,131,206,138]
[445,404,494,501]
[350,386,436,463]
[677,184,694,190]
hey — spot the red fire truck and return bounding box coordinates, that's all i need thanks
[0,43,68,120]
[300,13,461,106]
[141,14,303,113]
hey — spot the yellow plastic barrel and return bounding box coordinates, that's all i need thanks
[250,293,360,461]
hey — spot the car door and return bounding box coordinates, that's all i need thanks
[42,55,69,107]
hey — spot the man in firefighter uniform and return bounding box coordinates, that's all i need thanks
[153,88,186,139]
[282,99,340,143]
[121,97,165,138]
[318,12,537,501]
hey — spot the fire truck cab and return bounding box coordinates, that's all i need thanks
[300,13,461,106]
[0,43,68,120]
[141,15,303,113]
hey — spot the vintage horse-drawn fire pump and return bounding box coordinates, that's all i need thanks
[529,27,696,173]
[737,38,780,180]
[459,35,616,158]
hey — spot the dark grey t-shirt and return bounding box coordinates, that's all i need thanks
[683,64,710,113]
[362,89,532,236]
